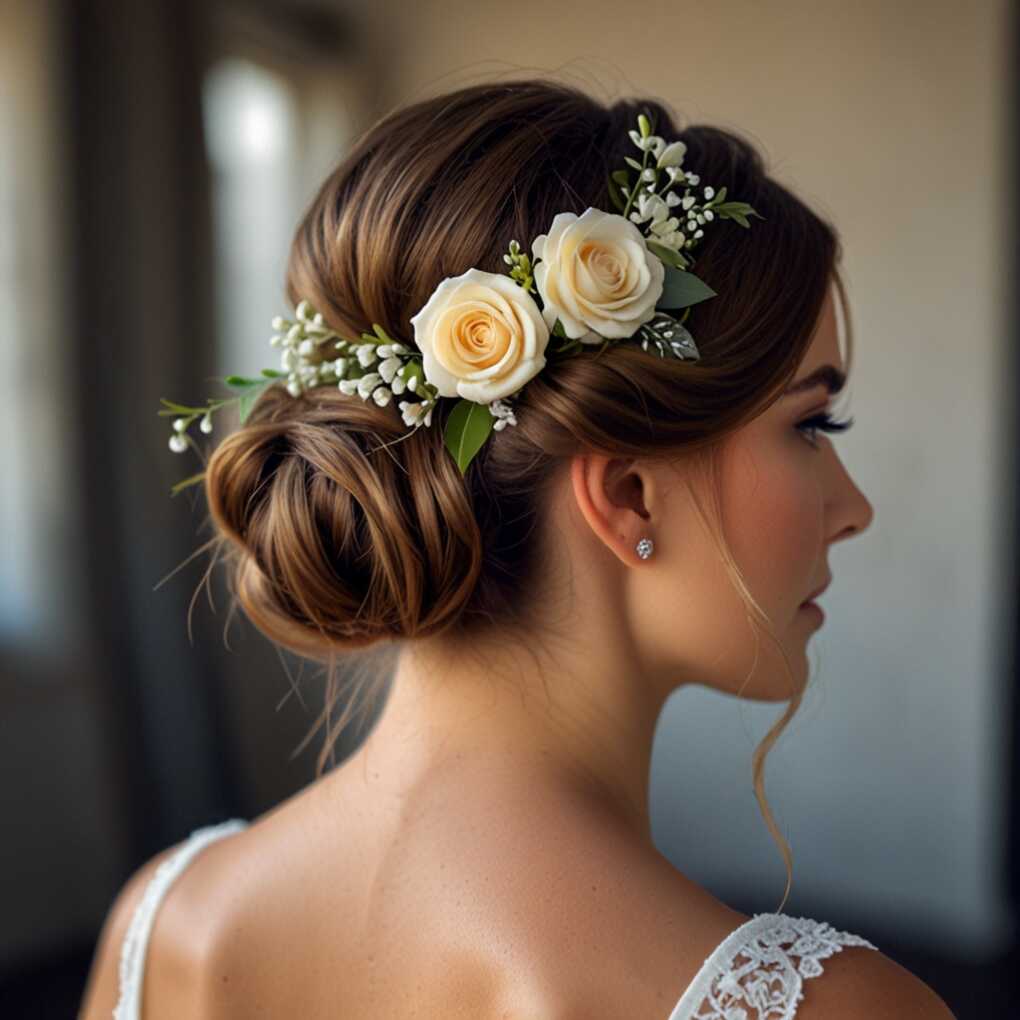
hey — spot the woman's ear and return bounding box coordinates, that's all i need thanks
[570,453,655,567]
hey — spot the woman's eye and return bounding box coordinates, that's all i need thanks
[796,411,855,448]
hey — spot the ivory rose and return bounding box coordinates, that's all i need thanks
[531,207,664,343]
[409,267,550,403]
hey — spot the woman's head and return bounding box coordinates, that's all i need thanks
[200,78,872,905]
[208,78,860,649]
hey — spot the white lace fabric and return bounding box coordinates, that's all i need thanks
[666,912,879,1020]
[112,818,249,1020]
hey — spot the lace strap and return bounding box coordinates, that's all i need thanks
[112,818,249,1020]
[666,912,879,1020]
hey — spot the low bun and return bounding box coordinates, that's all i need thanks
[204,384,483,658]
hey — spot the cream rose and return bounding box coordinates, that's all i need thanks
[531,207,664,343]
[409,267,550,404]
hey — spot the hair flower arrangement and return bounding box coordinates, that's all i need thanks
[161,111,762,489]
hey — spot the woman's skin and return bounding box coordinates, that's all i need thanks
[82,279,889,1020]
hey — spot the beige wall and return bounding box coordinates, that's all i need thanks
[346,0,1012,954]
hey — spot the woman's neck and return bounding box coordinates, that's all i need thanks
[351,628,669,848]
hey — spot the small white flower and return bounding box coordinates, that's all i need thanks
[339,378,359,395]
[682,194,696,211]
[398,400,433,428]
[333,357,348,375]
[200,414,213,434]
[271,316,287,331]
[286,323,302,342]
[298,338,315,356]
[687,173,700,185]
[649,216,680,237]
[391,374,406,395]
[656,230,685,250]
[356,372,381,399]
[286,380,302,397]
[489,398,517,431]
[704,186,715,199]
[407,375,418,392]
[173,417,187,432]
[656,140,687,168]
[372,386,392,406]
[640,167,656,182]
[378,355,402,384]
[168,434,188,453]
[296,299,311,321]
[704,209,714,221]
[642,192,669,222]
[356,345,377,368]
[665,191,681,207]
[281,348,298,371]
[376,344,393,358]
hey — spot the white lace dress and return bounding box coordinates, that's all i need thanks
[112,819,878,1020]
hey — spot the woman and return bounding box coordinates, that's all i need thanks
[80,79,956,1019]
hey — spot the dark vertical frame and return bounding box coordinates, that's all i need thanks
[65,0,242,860]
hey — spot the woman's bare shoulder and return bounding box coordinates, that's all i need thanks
[784,941,957,1020]
[395,790,957,1020]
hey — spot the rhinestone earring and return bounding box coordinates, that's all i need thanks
[635,537,654,560]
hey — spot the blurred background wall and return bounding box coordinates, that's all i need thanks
[0,0,1014,1016]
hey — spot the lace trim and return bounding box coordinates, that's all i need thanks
[666,912,879,1020]
[112,818,249,1020]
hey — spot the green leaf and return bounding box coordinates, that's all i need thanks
[225,374,265,388]
[238,382,270,423]
[551,319,568,338]
[443,398,495,475]
[261,368,285,378]
[159,398,202,414]
[646,240,687,270]
[656,266,717,309]
[401,360,425,389]
[170,472,206,497]
[607,175,626,213]
[610,169,630,185]
[624,156,643,171]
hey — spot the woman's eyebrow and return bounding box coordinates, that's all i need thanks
[784,364,847,397]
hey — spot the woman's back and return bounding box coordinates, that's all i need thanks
[82,757,950,1020]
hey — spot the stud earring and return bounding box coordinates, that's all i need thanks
[635,537,654,560]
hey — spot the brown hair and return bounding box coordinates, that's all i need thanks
[199,78,853,913]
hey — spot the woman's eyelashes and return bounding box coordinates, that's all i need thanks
[795,411,854,448]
